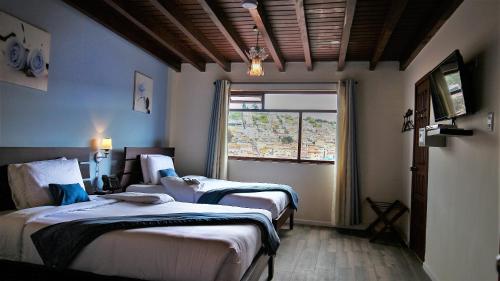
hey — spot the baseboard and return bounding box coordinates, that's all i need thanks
[423,262,439,281]
[294,219,334,227]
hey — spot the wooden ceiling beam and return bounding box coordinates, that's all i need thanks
[337,0,357,71]
[294,0,313,71]
[197,0,249,64]
[369,0,408,71]
[149,0,231,72]
[400,0,464,70]
[63,0,182,72]
[102,0,205,72]
[248,4,286,72]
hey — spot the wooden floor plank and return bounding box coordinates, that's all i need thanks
[261,225,430,280]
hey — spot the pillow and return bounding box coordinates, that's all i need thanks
[159,168,178,178]
[18,158,85,208]
[147,155,174,185]
[139,154,151,184]
[7,163,26,209]
[102,192,174,205]
[49,183,89,206]
[8,157,68,209]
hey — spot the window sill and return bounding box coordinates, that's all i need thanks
[228,157,335,165]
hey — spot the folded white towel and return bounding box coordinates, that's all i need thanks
[102,192,175,205]
[161,176,204,190]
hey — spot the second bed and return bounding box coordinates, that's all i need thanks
[121,147,296,229]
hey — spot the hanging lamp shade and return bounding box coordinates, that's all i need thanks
[246,27,268,77]
[248,56,264,76]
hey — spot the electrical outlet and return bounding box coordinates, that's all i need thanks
[487,112,494,131]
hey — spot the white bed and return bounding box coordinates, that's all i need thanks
[127,176,290,219]
[0,195,271,281]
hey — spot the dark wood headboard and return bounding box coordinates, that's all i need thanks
[0,147,91,210]
[121,147,175,188]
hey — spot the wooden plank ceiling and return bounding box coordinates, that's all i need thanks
[63,0,463,72]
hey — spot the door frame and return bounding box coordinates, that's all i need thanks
[409,75,431,261]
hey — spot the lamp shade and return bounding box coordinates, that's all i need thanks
[101,138,112,150]
[248,57,264,76]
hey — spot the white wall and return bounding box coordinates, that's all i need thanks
[168,61,406,225]
[401,0,500,280]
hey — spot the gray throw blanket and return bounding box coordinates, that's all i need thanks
[197,185,299,210]
[31,212,280,270]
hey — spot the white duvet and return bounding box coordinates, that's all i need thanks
[127,176,290,219]
[0,196,271,281]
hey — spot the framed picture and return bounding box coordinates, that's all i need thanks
[133,71,153,114]
[0,11,51,91]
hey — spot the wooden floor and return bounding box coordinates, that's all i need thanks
[260,225,431,281]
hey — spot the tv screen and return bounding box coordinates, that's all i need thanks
[429,50,470,121]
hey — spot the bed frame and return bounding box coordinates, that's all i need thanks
[0,147,273,281]
[121,147,294,230]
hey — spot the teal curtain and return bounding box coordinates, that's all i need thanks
[205,80,231,179]
[334,80,361,226]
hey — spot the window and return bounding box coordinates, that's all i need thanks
[228,92,337,163]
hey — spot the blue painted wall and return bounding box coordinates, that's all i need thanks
[0,0,169,149]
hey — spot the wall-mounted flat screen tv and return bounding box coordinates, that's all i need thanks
[429,50,471,122]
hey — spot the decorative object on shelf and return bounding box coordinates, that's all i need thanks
[401,109,414,132]
[94,137,112,163]
[0,11,50,91]
[246,26,268,77]
[133,71,153,114]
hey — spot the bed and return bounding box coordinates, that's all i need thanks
[121,147,295,230]
[0,147,274,281]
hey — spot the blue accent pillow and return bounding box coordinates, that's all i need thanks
[49,183,90,206]
[159,168,179,178]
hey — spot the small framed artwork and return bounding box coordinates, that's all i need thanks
[133,71,153,114]
[0,11,51,91]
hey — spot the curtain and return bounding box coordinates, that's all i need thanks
[205,80,231,179]
[334,80,361,226]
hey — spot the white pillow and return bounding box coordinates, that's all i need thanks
[8,163,27,209]
[8,157,67,209]
[20,158,85,208]
[102,192,174,205]
[140,154,151,184]
[147,155,174,185]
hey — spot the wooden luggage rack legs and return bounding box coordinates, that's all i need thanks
[366,197,408,245]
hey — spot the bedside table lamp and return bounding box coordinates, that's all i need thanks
[94,137,112,163]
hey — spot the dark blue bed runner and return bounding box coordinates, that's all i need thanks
[197,185,299,210]
[31,212,279,270]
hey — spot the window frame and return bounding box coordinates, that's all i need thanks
[228,92,337,165]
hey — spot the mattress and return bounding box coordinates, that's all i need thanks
[0,196,271,281]
[127,176,290,219]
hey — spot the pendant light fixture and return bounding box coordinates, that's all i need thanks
[246,26,268,77]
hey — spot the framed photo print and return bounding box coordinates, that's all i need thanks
[0,11,51,91]
[133,71,153,114]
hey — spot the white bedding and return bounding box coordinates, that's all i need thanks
[0,195,271,281]
[127,176,290,219]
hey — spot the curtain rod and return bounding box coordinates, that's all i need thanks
[230,89,336,93]
[231,82,337,85]
[213,81,357,85]
[213,82,337,85]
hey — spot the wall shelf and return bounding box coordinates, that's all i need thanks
[426,128,474,137]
